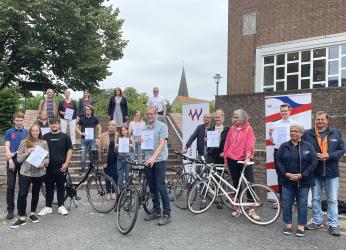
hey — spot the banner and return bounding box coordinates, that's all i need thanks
[265,93,312,200]
[182,102,210,159]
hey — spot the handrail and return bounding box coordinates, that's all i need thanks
[166,114,183,143]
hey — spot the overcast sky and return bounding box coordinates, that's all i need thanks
[101,0,228,102]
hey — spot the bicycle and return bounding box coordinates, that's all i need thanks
[41,148,118,213]
[116,160,154,235]
[187,161,281,225]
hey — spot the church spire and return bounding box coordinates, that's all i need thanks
[178,66,189,97]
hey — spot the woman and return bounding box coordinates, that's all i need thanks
[107,87,128,127]
[128,111,145,163]
[34,111,50,135]
[78,89,94,118]
[223,109,259,220]
[58,89,77,145]
[276,124,317,237]
[99,120,118,200]
[11,124,49,228]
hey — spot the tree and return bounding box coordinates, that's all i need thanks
[0,87,20,132]
[122,87,149,119]
[0,0,127,90]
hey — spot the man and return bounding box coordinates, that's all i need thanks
[269,103,298,207]
[76,105,102,172]
[4,112,28,219]
[181,113,212,159]
[38,117,73,216]
[304,111,345,236]
[38,88,59,119]
[147,87,166,116]
[142,106,171,226]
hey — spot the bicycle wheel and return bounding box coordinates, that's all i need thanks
[174,173,196,209]
[219,171,236,210]
[41,172,71,205]
[240,183,281,225]
[117,187,139,235]
[166,167,179,201]
[142,179,154,214]
[86,173,118,213]
[187,179,217,214]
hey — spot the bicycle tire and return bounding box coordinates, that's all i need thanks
[142,178,154,214]
[174,173,196,210]
[86,173,118,213]
[166,167,179,201]
[40,172,71,205]
[187,179,217,214]
[117,187,139,235]
[240,183,281,226]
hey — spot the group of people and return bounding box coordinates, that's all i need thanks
[183,105,345,237]
[4,86,172,228]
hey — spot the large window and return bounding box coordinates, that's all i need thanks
[262,44,346,92]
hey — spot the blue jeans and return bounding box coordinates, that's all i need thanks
[117,155,131,192]
[104,152,118,193]
[134,142,142,163]
[80,139,96,170]
[282,185,309,225]
[312,176,339,228]
[147,161,171,216]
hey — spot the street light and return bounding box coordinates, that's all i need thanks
[213,73,222,96]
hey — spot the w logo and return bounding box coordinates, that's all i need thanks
[188,109,203,121]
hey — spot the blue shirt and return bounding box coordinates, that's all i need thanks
[144,120,168,162]
[5,127,28,164]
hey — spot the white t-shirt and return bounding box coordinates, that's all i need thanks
[271,118,299,149]
[147,95,165,112]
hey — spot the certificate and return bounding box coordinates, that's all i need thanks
[85,128,94,140]
[141,130,154,150]
[133,124,142,137]
[64,108,74,120]
[118,138,130,153]
[41,127,50,135]
[207,131,220,148]
[273,126,289,146]
[26,145,49,168]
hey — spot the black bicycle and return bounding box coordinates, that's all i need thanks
[116,160,153,235]
[41,148,118,213]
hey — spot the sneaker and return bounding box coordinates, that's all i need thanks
[37,207,53,216]
[58,206,69,215]
[6,211,14,220]
[200,202,207,210]
[306,223,323,230]
[158,215,171,226]
[282,227,292,235]
[10,219,26,229]
[296,229,305,237]
[216,203,223,209]
[328,227,341,236]
[29,215,39,223]
[249,209,261,221]
[144,213,161,221]
[231,206,242,217]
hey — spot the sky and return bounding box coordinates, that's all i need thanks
[101,0,228,103]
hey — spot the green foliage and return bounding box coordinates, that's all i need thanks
[0,0,127,91]
[123,87,148,120]
[0,87,20,132]
[20,95,43,110]
[209,101,216,113]
[92,89,113,116]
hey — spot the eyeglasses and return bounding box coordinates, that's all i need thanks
[232,116,239,119]
[147,112,155,116]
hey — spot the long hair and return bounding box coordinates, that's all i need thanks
[114,87,123,97]
[26,124,43,148]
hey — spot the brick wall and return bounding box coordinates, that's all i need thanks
[216,87,346,147]
[228,0,346,94]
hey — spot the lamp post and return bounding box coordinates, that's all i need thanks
[213,73,222,96]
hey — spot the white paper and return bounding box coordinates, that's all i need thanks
[85,128,94,140]
[118,138,130,153]
[40,127,50,135]
[133,124,142,137]
[64,108,74,120]
[26,145,49,168]
[141,130,154,150]
[273,126,289,146]
[207,131,220,148]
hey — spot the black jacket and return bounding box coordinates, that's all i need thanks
[206,125,229,164]
[107,96,128,123]
[58,100,77,119]
[276,140,317,188]
[185,124,209,156]
[302,127,345,177]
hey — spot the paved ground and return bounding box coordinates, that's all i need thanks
[1,191,346,250]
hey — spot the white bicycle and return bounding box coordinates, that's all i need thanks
[187,161,281,225]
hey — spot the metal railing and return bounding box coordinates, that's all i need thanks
[166,114,182,143]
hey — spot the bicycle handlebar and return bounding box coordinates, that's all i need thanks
[237,160,255,166]
[173,151,205,164]
[124,160,149,168]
